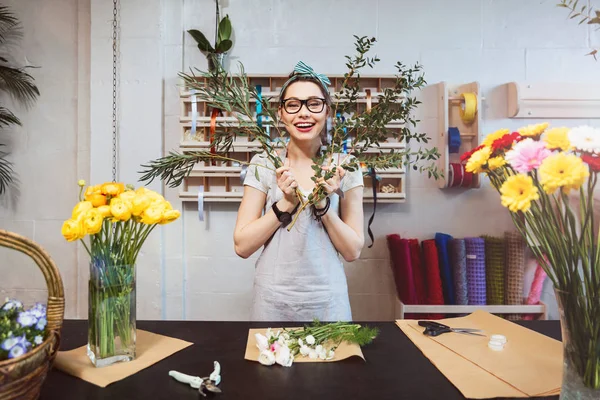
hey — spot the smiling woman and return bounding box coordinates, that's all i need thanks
[233,62,365,322]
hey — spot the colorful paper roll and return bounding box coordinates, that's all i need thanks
[386,234,418,307]
[505,231,526,321]
[482,235,505,305]
[465,237,487,305]
[408,239,427,306]
[523,261,547,321]
[421,239,445,319]
[435,233,455,305]
[449,239,468,305]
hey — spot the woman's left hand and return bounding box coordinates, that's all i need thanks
[314,166,346,209]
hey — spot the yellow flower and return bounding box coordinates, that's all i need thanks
[487,156,506,171]
[84,185,102,199]
[543,127,571,151]
[101,182,125,196]
[482,129,510,147]
[87,193,107,207]
[61,219,84,242]
[83,208,103,235]
[465,146,492,173]
[119,190,136,208]
[97,205,112,218]
[500,175,539,213]
[110,198,131,221]
[72,201,93,220]
[131,194,151,216]
[78,179,86,187]
[160,209,181,224]
[539,153,589,194]
[136,187,165,204]
[140,203,165,224]
[518,122,549,138]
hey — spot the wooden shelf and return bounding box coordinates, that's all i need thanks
[175,74,412,205]
[437,81,482,189]
[395,299,548,320]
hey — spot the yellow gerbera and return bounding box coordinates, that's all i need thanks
[500,175,539,213]
[482,129,510,147]
[518,122,549,138]
[539,152,589,194]
[465,146,492,173]
[487,156,506,171]
[543,127,571,151]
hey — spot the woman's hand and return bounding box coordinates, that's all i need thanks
[314,166,346,209]
[275,162,300,211]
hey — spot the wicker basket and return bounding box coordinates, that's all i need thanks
[0,229,65,400]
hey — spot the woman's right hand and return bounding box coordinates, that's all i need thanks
[276,163,299,210]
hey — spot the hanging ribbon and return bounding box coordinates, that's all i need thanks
[198,185,204,222]
[240,164,248,185]
[210,108,222,166]
[190,89,198,137]
[256,84,263,128]
[367,167,379,248]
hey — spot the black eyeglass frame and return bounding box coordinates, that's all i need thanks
[280,97,327,114]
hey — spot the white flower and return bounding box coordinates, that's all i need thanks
[34,335,43,345]
[8,344,26,359]
[255,333,269,352]
[568,126,600,154]
[317,346,327,360]
[265,328,273,340]
[282,332,290,340]
[315,345,323,354]
[300,345,310,356]
[277,335,286,346]
[258,350,276,366]
[326,350,335,360]
[275,345,293,367]
[297,338,303,347]
[308,350,318,359]
[305,335,315,345]
[17,311,37,328]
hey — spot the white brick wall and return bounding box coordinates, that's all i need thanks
[2,0,599,321]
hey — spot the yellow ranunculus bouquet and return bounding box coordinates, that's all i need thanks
[462,123,600,396]
[62,181,180,367]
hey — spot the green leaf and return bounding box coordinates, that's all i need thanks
[188,29,214,52]
[218,15,232,42]
[215,39,232,53]
[0,144,13,194]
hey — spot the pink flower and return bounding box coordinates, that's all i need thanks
[270,342,280,352]
[505,138,552,174]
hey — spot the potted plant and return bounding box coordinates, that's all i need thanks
[187,13,232,72]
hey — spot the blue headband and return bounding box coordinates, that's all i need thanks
[280,61,331,99]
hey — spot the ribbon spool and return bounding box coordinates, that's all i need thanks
[448,163,474,188]
[459,92,477,125]
[448,127,461,153]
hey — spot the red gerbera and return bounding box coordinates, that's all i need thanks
[582,153,600,172]
[492,132,522,153]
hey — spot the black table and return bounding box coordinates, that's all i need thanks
[40,320,561,400]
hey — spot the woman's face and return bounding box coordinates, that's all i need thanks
[278,81,328,144]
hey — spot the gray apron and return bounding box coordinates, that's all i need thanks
[250,164,352,322]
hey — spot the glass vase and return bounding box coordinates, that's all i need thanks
[87,261,136,367]
[555,289,600,399]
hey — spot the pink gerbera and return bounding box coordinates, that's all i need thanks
[505,138,552,174]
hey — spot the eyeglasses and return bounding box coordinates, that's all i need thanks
[280,97,326,114]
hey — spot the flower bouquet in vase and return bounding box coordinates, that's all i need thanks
[62,181,180,367]
[462,124,600,399]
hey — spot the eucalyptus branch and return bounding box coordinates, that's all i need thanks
[556,0,600,59]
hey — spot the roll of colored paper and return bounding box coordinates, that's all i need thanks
[386,234,418,307]
[408,239,428,306]
[435,233,455,305]
[421,239,444,319]
[449,239,468,305]
[482,235,505,305]
[505,231,526,321]
[522,259,548,320]
[465,237,487,305]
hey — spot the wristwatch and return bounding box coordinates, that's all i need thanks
[272,201,300,227]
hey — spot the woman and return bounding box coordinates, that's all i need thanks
[233,62,365,322]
